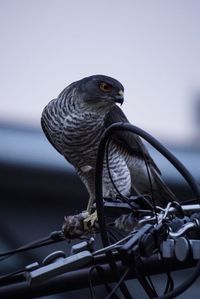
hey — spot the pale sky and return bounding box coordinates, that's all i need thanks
[0,0,200,144]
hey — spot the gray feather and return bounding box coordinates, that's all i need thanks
[104,105,161,174]
[104,105,176,204]
[41,75,176,210]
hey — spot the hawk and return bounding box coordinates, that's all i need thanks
[41,75,175,227]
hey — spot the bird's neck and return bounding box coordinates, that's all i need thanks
[67,97,112,116]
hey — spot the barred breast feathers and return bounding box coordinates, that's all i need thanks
[41,85,73,154]
[41,86,108,167]
[41,83,131,197]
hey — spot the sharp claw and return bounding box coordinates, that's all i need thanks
[62,211,98,239]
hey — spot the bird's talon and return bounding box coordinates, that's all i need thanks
[62,211,97,239]
[83,211,98,231]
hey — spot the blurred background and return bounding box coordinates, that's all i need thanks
[0,1,200,298]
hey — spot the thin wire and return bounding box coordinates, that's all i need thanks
[93,233,134,256]
[137,195,154,210]
[134,263,157,299]
[105,138,135,209]
[105,267,130,299]
[139,258,158,297]
[105,136,158,298]
[88,265,121,299]
[164,272,174,294]
[161,202,173,221]
[158,247,174,295]
[146,276,158,297]
[181,198,196,204]
[106,137,155,216]
[135,138,158,224]
[104,138,171,298]
[0,231,64,262]
[96,122,200,299]
[0,268,25,284]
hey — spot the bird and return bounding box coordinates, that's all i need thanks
[41,74,176,225]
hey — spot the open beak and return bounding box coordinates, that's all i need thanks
[114,90,124,105]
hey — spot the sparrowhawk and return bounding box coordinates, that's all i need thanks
[41,75,175,217]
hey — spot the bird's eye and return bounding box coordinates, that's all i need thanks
[99,82,113,92]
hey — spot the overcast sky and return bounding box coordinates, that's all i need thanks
[0,0,200,144]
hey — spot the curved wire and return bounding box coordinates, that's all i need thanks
[105,137,135,209]
[105,267,130,299]
[106,136,155,213]
[95,122,200,299]
[0,231,64,263]
[88,264,121,299]
[134,138,158,223]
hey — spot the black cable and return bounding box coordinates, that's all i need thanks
[105,267,130,299]
[96,133,134,299]
[164,273,174,294]
[157,244,174,295]
[139,259,158,297]
[0,268,25,284]
[0,240,50,259]
[147,276,158,297]
[136,140,158,223]
[95,123,200,299]
[0,231,64,262]
[155,261,200,299]
[137,194,154,211]
[105,137,135,209]
[106,137,155,214]
[181,198,197,204]
[104,124,200,201]
[134,260,158,299]
[158,251,174,295]
[106,127,160,224]
[88,265,121,299]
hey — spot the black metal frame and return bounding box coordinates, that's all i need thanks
[0,254,197,299]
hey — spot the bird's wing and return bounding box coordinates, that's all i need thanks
[104,105,161,174]
[41,100,63,155]
[104,105,177,204]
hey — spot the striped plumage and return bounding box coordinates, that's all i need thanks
[41,75,175,213]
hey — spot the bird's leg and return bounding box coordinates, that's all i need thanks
[78,165,96,214]
[84,192,98,232]
[86,195,94,214]
[84,195,98,231]
[83,210,97,231]
[62,166,99,238]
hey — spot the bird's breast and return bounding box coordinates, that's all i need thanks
[61,112,105,166]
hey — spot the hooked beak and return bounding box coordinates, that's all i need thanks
[114,90,124,105]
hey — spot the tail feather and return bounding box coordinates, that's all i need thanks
[149,166,177,206]
[129,158,177,207]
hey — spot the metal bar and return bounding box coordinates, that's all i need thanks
[0,254,197,299]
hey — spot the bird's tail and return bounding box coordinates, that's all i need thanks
[149,166,177,207]
[129,158,177,208]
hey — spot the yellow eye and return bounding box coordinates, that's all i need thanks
[99,82,113,92]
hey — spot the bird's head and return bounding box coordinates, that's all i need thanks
[75,75,124,108]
